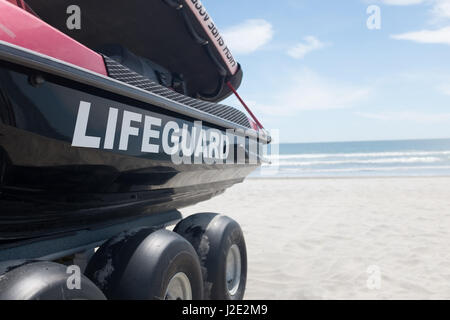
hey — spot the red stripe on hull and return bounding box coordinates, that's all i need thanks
[0,0,107,75]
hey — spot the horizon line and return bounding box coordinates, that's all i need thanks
[277,137,450,145]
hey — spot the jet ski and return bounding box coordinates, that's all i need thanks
[0,0,270,242]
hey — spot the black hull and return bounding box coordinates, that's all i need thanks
[0,49,263,240]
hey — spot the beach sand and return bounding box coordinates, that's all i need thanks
[181,177,450,299]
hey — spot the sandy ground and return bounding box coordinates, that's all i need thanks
[181,177,450,300]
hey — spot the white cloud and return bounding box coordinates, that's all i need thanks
[431,0,450,20]
[247,69,371,116]
[438,83,450,95]
[222,19,274,55]
[389,0,450,44]
[382,0,450,24]
[391,26,450,44]
[287,36,328,59]
[356,111,450,123]
[380,0,425,5]
[378,0,450,20]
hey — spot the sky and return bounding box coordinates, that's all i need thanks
[203,0,450,143]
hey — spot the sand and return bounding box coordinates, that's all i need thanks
[181,177,450,300]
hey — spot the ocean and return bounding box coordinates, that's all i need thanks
[253,138,450,178]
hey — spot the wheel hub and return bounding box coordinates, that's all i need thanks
[165,272,192,300]
[226,244,241,296]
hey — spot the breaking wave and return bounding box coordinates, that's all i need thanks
[254,140,450,177]
[268,150,450,160]
[264,157,443,167]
